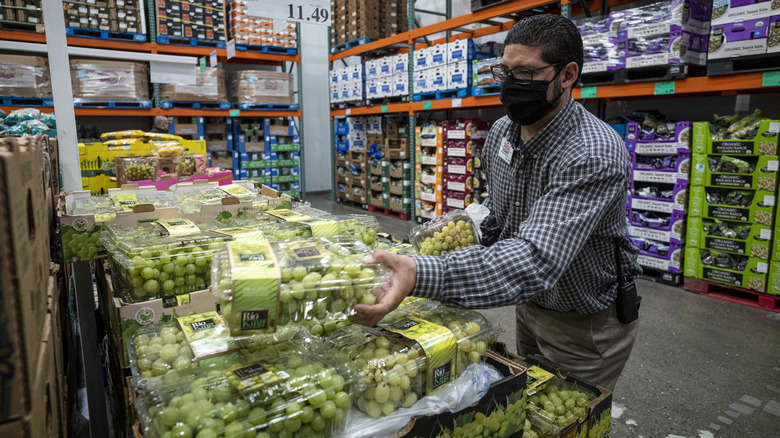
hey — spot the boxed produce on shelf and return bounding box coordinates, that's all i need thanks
[628,210,686,241]
[0,54,52,98]
[228,0,296,49]
[687,186,776,225]
[632,239,684,273]
[710,0,773,26]
[410,210,479,256]
[135,340,354,438]
[629,220,684,245]
[708,17,770,59]
[691,154,778,191]
[692,117,780,156]
[686,216,771,259]
[228,70,293,104]
[768,262,780,295]
[630,181,688,214]
[625,121,691,155]
[160,67,227,102]
[155,0,226,42]
[70,59,149,101]
[630,152,690,181]
[684,247,768,292]
[213,236,386,336]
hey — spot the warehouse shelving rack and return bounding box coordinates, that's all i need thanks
[328,0,780,222]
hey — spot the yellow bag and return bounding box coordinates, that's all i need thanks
[100,130,146,140]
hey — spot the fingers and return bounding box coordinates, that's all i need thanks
[363,248,396,267]
[352,285,407,327]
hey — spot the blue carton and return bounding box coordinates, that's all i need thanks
[263,151,278,161]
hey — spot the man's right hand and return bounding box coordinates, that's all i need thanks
[351,249,417,327]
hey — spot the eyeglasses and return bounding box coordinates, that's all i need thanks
[490,63,562,85]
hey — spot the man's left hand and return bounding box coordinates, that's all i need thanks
[351,249,416,327]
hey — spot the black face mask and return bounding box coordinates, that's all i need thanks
[500,70,564,126]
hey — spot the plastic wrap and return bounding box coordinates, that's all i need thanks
[128,321,196,383]
[174,186,234,214]
[0,55,52,98]
[410,210,480,255]
[228,70,293,104]
[213,236,387,337]
[71,195,117,222]
[175,155,199,177]
[160,67,227,102]
[136,340,354,438]
[214,210,273,228]
[115,156,158,184]
[257,221,313,241]
[525,375,598,438]
[320,214,380,247]
[3,108,41,125]
[70,59,149,100]
[107,230,232,303]
[101,130,145,140]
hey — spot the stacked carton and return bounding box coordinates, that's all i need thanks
[708,0,777,60]
[64,0,145,34]
[414,39,496,95]
[0,135,66,437]
[0,0,43,31]
[685,119,780,293]
[266,118,301,197]
[330,65,364,104]
[0,54,52,99]
[364,54,409,101]
[335,116,368,204]
[228,0,297,50]
[415,123,444,219]
[442,120,490,212]
[155,0,226,44]
[330,0,408,47]
[625,121,692,283]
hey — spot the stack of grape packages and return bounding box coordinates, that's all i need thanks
[410,210,480,256]
[625,119,692,285]
[684,111,780,294]
[442,119,490,213]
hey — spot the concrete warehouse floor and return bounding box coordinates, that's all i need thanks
[307,192,780,438]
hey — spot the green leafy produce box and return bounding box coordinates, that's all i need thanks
[272,174,298,183]
[392,352,527,438]
[692,120,780,156]
[281,190,300,198]
[690,153,779,191]
[684,247,768,292]
[687,186,776,225]
[248,176,272,184]
[686,216,772,259]
[277,159,300,167]
[766,262,780,295]
[270,142,299,152]
[240,160,266,169]
[494,345,613,438]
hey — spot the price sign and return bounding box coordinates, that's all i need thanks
[654,81,675,95]
[381,105,388,113]
[580,87,597,98]
[762,71,780,87]
[230,110,241,117]
[246,0,331,26]
[423,101,432,110]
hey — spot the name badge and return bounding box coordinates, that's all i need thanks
[499,137,513,165]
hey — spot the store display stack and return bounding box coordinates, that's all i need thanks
[415,122,444,220]
[265,118,301,197]
[1,135,67,437]
[414,39,497,98]
[63,0,146,38]
[330,64,365,105]
[708,0,777,67]
[684,114,780,294]
[625,121,692,285]
[0,0,43,32]
[330,0,408,47]
[364,54,409,102]
[366,118,387,210]
[160,66,228,108]
[229,70,294,109]
[155,0,226,46]
[442,119,490,213]
[384,120,412,216]
[69,59,150,107]
[204,117,233,167]
[0,54,52,105]
[235,118,266,180]
[335,116,368,205]
[228,0,297,52]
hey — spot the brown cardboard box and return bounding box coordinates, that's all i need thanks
[0,135,53,424]
[70,59,149,100]
[161,66,226,103]
[229,70,293,104]
[0,54,51,98]
[386,138,409,159]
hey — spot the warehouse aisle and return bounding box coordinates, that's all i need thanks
[307,192,780,438]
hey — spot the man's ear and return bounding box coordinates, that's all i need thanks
[561,61,579,91]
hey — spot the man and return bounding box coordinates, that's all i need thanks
[353,14,641,391]
[150,116,169,133]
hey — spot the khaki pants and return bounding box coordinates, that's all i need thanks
[515,302,639,391]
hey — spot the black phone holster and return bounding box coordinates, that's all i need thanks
[614,239,641,324]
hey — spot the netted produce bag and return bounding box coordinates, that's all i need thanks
[410,210,480,255]
[212,236,387,337]
[115,156,159,183]
[136,340,355,438]
[107,226,232,303]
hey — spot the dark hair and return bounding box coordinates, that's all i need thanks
[504,14,583,81]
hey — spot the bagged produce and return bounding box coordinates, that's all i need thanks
[3,107,40,125]
[212,236,387,337]
[410,210,480,255]
[101,130,145,140]
[320,214,380,247]
[136,340,355,438]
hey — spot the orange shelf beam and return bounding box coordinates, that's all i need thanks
[330,102,411,117]
[329,33,411,62]
[74,108,161,116]
[0,107,301,118]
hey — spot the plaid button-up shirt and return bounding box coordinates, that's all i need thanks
[412,97,641,314]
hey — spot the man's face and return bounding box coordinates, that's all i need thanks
[500,44,561,103]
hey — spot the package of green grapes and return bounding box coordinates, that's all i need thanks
[327,324,427,418]
[60,214,106,263]
[409,209,479,256]
[212,238,282,336]
[128,321,198,386]
[71,195,117,222]
[109,230,232,303]
[270,236,388,327]
[213,209,272,228]
[525,373,598,438]
[115,156,159,184]
[257,221,313,242]
[320,214,380,247]
[386,300,497,374]
[136,340,355,438]
[385,242,418,256]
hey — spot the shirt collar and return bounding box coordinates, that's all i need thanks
[507,96,577,157]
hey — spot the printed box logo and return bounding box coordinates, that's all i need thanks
[391,318,419,331]
[190,318,216,332]
[432,362,452,390]
[241,310,269,330]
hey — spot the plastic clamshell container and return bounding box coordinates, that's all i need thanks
[71,195,117,222]
[410,210,480,255]
[320,214,380,247]
[136,341,355,438]
[128,321,197,387]
[116,156,159,184]
[525,374,598,438]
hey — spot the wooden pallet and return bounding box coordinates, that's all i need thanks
[367,205,411,221]
[683,277,780,313]
[335,196,368,210]
[638,266,683,286]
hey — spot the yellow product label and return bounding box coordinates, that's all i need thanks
[267,208,309,222]
[100,129,145,140]
[221,183,255,198]
[526,366,555,395]
[291,217,338,237]
[225,361,286,393]
[382,316,457,395]
[157,218,201,235]
[110,193,139,211]
[215,227,264,239]
[227,239,280,335]
[177,311,236,361]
